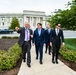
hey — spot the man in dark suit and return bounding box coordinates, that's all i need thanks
[15,22,33,67]
[28,24,33,48]
[45,24,52,55]
[50,23,65,64]
[32,23,45,64]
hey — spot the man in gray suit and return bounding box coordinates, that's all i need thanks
[15,22,33,67]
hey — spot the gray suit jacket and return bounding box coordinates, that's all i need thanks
[17,27,33,47]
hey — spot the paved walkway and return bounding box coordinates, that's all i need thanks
[18,46,76,75]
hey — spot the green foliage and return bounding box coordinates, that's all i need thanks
[2,36,19,39]
[9,17,20,30]
[60,46,76,63]
[0,43,21,71]
[60,38,76,63]
[47,0,76,30]
[12,36,19,39]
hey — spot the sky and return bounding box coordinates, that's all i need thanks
[0,0,72,15]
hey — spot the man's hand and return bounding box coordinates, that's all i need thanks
[15,27,19,31]
[61,43,65,47]
[50,42,52,46]
[44,44,46,46]
[30,35,33,38]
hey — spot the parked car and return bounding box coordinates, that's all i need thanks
[0,29,14,34]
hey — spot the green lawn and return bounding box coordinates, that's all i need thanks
[65,38,76,51]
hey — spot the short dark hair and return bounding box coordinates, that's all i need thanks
[55,23,59,26]
[37,23,42,26]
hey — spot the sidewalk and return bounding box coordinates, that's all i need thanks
[18,46,76,75]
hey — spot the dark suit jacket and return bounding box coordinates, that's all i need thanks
[45,29,52,44]
[50,29,64,46]
[17,27,33,47]
[33,28,45,45]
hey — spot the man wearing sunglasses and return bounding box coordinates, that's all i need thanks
[50,23,65,64]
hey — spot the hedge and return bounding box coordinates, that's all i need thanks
[60,46,76,63]
[2,36,19,39]
[0,43,21,71]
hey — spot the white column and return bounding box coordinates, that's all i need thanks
[23,15,26,24]
[31,17,35,30]
[30,17,31,26]
[4,17,6,26]
[0,18,1,27]
[0,18,3,28]
[43,17,46,28]
[36,17,38,24]
[39,17,40,22]
[5,17,7,27]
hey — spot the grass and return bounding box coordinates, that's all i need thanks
[65,38,76,51]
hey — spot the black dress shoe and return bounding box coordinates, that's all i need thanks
[23,59,26,62]
[27,64,31,67]
[52,60,55,64]
[45,51,47,53]
[49,53,51,55]
[40,61,43,64]
[56,61,58,64]
[36,57,38,60]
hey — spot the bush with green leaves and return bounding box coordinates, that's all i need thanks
[2,36,19,39]
[60,46,76,63]
[0,43,21,71]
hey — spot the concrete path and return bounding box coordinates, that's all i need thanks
[17,46,76,75]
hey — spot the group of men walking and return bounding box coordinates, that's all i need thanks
[15,21,64,68]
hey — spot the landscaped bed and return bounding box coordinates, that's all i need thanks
[59,38,76,71]
[0,38,22,75]
[0,37,76,75]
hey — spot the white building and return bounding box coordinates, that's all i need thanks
[0,10,50,30]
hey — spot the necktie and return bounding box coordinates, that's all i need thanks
[26,29,28,41]
[57,29,59,35]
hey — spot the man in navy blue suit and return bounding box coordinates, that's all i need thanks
[32,23,45,64]
[45,24,52,55]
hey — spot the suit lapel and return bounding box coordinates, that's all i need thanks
[36,29,39,36]
[54,29,56,36]
[40,29,43,36]
[58,29,60,35]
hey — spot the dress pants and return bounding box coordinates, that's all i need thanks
[45,42,51,54]
[52,44,60,61]
[22,41,31,65]
[35,43,43,62]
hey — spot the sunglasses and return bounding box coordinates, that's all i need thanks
[58,26,60,27]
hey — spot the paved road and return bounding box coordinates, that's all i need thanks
[0,31,76,38]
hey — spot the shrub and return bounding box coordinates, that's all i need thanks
[2,36,19,39]
[12,36,19,39]
[0,43,21,71]
[2,36,7,39]
[60,46,76,63]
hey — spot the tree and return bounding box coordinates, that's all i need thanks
[9,17,20,30]
[46,0,76,30]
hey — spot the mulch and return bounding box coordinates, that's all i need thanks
[59,55,76,71]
